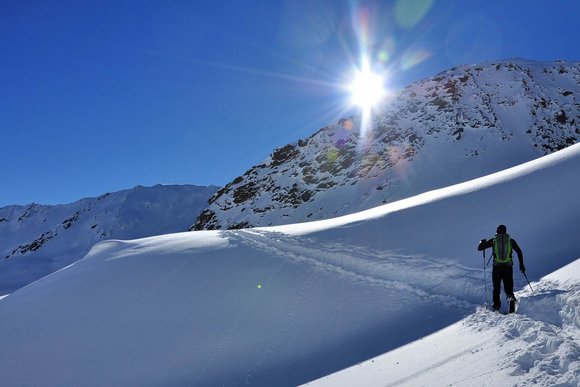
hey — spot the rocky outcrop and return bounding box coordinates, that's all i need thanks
[191,59,579,230]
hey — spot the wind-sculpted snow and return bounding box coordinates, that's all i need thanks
[503,291,580,384]
[0,144,579,386]
[469,276,580,386]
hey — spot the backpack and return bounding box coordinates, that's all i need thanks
[493,234,512,264]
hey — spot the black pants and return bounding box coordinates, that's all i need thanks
[492,264,515,309]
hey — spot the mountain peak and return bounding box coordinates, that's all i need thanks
[192,59,579,231]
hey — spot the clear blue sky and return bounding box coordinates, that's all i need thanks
[1,0,578,206]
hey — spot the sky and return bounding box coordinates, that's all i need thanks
[1,0,578,207]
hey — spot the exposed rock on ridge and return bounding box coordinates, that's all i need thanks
[191,59,579,231]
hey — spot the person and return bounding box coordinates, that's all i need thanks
[478,224,526,312]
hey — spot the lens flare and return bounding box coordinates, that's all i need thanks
[394,0,434,29]
[401,49,432,71]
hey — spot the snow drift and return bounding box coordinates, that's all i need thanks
[0,143,579,386]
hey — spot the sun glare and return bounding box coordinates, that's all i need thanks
[348,61,387,110]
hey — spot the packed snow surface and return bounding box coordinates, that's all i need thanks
[0,144,579,386]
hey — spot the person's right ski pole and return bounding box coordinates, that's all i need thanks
[523,271,534,292]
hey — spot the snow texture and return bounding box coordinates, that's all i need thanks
[0,143,579,386]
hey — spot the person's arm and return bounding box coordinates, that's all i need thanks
[511,239,525,272]
[477,238,494,251]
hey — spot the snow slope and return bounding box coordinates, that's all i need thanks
[0,144,579,386]
[304,259,580,387]
[192,59,580,230]
[0,184,217,295]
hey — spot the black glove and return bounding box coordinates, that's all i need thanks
[520,265,526,274]
[478,239,487,250]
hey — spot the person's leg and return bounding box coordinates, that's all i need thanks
[504,266,515,299]
[503,266,517,313]
[492,267,501,310]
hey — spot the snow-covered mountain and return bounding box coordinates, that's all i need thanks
[0,184,218,295]
[1,143,578,386]
[191,59,579,230]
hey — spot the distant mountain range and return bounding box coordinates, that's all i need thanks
[190,59,579,230]
[0,184,218,294]
[3,58,578,295]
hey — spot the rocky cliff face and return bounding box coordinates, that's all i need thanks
[1,184,217,294]
[191,59,579,230]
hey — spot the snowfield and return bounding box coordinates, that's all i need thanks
[304,259,580,387]
[0,143,579,386]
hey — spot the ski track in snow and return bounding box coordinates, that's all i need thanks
[230,229,478,312]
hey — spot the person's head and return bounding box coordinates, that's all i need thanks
[496,224,507,234]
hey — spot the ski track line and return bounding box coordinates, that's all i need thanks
[233,230,476,311]
[385,342,486,387]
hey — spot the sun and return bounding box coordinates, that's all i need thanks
[348,61,387,110]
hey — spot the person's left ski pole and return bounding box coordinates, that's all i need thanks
[482,245,489,308]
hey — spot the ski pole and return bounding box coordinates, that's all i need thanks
[522,271,534,293]
[482,249,489,308]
